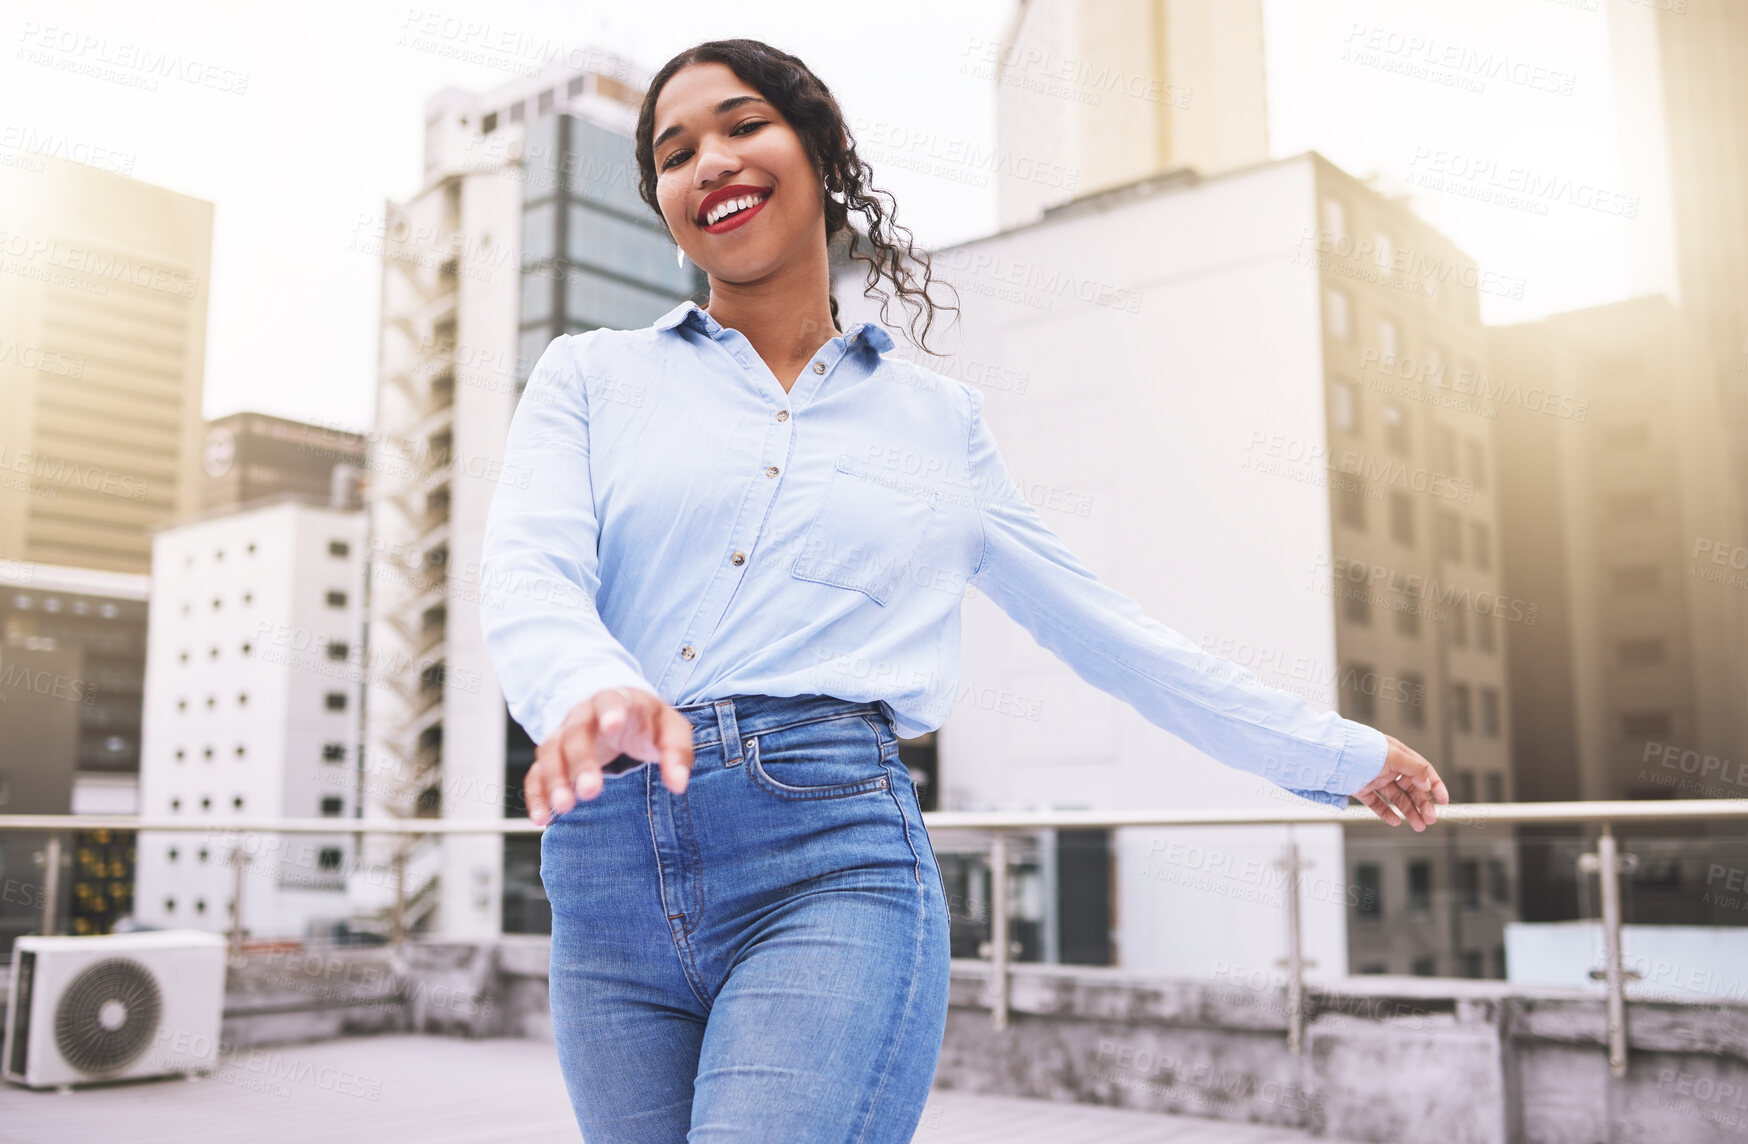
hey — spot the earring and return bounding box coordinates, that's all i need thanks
[676,247,686,268]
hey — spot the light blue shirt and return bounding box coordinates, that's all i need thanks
[477,299,1387,807]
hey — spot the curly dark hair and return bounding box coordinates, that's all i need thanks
[633,38,958,356]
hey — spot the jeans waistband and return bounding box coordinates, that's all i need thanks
[677,693,891,754]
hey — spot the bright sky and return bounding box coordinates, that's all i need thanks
[0,0,1676,434]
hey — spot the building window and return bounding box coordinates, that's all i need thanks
[235,744,246,758]
[1488,859,1511,904]
[232,795,244,810]
[318,847,344,871]
[567,75,586,99]
[322,742,346,762]
[329,540,351,558]
[1408,862,1432,912]
[326,590,348,608]
[1451,682,1473,733]
[1389,491,1415,546]
[320,796,344,817]
[1613,564,1661,593]
[246,541,256,554]
[1491,946,1507,979]
[165,896,176,912]
[1464,440,1485,488]
[1383,403,1409,454]
[1338,482,1367,529]
[509,100,525,123]
[167,847,178,862]
[1395,593,1420,637]
[1375,231,1395,270]
[170,797,181,812]
[1608,492,1655,522]
[1633,686,1690,736]
[1457,860,1481,908]
[238,692,248,707]
[1378,316,1400,363]
[1434,424,1457,473]
[1436,509,1464,562]
[1424,343,1445,386]
[1325,287,1352,341]
[327,641,350,661]
[1459,950,1484,978]
[200,796,212,811]
[179,650,188,664]
[1480,687,1500,736]
[1411,955,1437,977]
[326,692,348,711]
[202,745,214,760]
[1484,772,1504,803]
[1332,380,1358,431]
[1454,771,1476,803]
[1342,662,1377,721]
[1476,610,1496,653]
[1401,672,1426,728]
[1619,638,1667,667]
[1321,195,1347,245]
[1355,863,1382,916]
[1471,523,1492,570]
[1344,587,1370,626]
[538,87,555,114]
[1451,605,1469,647]
[481,110,498,134]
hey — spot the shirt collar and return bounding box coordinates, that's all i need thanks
[652,298,893,354]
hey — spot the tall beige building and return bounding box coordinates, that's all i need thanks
[0,155,213,573]
[1491,296,1744,924]
[990,0,1270,228]
[1310,161,1519,978]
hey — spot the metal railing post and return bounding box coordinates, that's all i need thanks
[1578,822,1639,1078]
[988,832,1009,1031]
[391,840,408,952]
[1278,838,1308,1055]
[228,847,250,963]
[34,833,62,936]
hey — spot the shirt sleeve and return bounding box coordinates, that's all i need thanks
[961,385,1387,805]
[478,331,661,746]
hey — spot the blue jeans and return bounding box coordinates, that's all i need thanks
[540,693,952,1142]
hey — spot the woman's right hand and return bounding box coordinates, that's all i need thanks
[525,687,696,824]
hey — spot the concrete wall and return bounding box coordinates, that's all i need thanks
[26,937,1726,1143]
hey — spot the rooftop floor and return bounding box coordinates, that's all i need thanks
[0,1033,1356,1143]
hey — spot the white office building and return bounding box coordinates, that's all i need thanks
[136,495,367,940]
[834,151,1515,982]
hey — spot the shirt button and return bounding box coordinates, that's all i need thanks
[776,410,789,422]
[731,552,746,566]
[766,465,779,478]
[680,645,696,660]
[812,361,826,374]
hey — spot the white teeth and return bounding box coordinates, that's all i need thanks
[705,192,768,225]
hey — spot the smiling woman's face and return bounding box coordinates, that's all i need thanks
[652,61,825,284]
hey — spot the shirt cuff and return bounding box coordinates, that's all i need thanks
[1282,787,1350,809]
[1319,719,1389,800]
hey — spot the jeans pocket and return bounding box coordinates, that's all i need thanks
[745,714,892,800]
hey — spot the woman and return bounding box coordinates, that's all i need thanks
[478,38,1448,1144]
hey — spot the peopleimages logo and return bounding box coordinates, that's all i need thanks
[1310,554,1539,625]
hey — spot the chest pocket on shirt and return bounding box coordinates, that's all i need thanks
[791,454,942,606]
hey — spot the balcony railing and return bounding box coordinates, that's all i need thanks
[5,797,1746,1079]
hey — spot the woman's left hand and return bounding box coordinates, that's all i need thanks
[1353,735,1450,831]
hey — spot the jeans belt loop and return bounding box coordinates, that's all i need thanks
[716,697,743,767]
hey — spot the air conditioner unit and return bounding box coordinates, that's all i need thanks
[3,930,227,1089]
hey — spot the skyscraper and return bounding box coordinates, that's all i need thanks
[989,0,1271,229]
[0,155,213,574]
[367,55,705,939]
